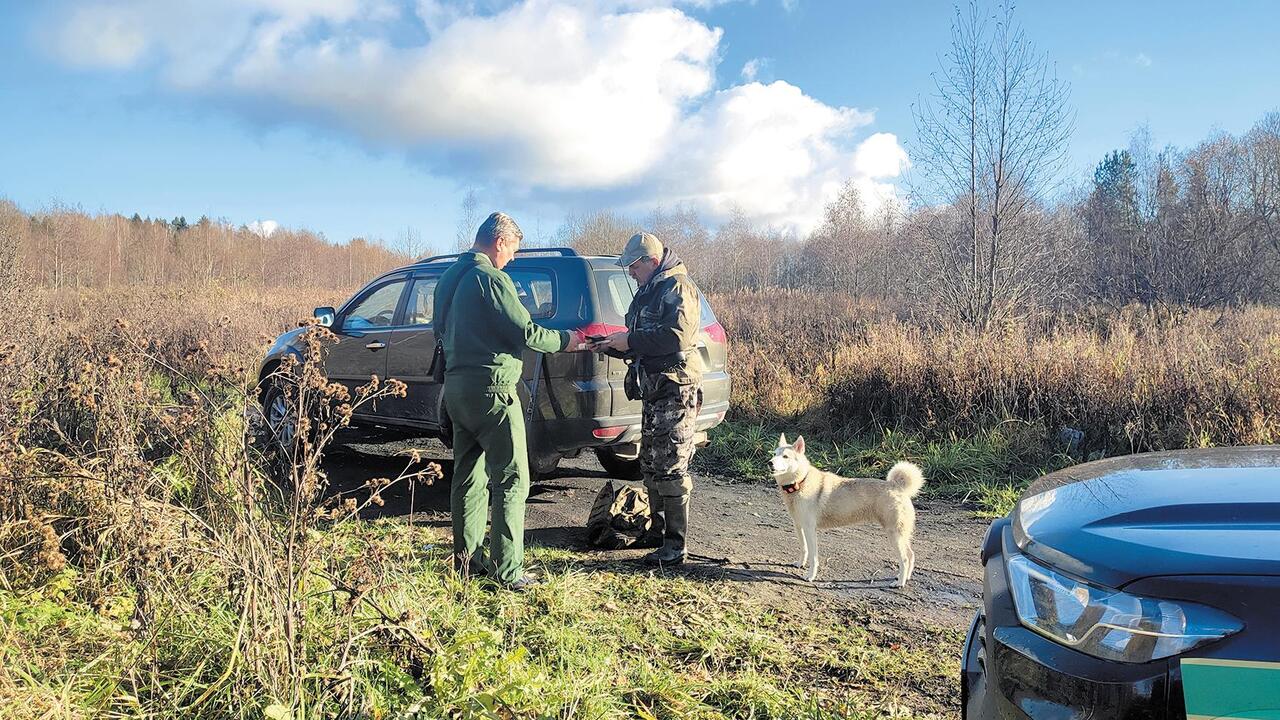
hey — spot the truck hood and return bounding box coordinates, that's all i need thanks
[1012,446,1280,588]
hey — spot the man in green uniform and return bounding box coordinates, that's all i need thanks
[433,212,585,590]
[591,232,704,566]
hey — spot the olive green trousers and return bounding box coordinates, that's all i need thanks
[444,382,529,584]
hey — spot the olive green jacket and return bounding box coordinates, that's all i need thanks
[625,249,704,386]
[433,252,569,391]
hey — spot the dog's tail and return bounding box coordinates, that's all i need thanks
[886,461,925,498]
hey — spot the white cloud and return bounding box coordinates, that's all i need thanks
[740,57,772,82]
[1134,52,1153,68]
[42,0,907,232]
[54,4,150,68]
[248,220,280,237]
[656,82,903,233]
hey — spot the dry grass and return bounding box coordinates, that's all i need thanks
[1,284,969,719]
[4,283,1279,716]
[714,290,1280,457]
[1,284,438,716]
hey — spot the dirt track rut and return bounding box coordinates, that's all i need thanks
[324,430,988,632]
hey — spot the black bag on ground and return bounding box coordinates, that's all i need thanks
[586,481,652,549]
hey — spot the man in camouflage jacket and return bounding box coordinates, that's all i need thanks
[592,232,704,565]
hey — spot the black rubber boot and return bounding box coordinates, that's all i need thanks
[634,495,665,549]
[642,494,688,566]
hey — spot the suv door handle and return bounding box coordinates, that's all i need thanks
[365,341,386,350]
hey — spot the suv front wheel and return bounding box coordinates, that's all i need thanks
[595,445,642,480]
[260,380,298,450]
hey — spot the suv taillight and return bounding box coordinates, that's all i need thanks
[592,426,627,440]
[580,322,627,339]
[703,322,727,345]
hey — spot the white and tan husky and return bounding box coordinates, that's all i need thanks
[770,434,925,586]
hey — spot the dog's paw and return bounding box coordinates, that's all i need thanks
[803,572,818,583]
[793,560,806,569]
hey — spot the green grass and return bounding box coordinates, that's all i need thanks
[0,521,961,719]
[694,418,1077,517]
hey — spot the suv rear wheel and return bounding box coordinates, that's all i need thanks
[595,445,642,480]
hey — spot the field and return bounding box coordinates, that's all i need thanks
[705,290,1280,513]
[3,284,1279,718]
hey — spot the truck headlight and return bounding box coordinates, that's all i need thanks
[1006,554,1242,663]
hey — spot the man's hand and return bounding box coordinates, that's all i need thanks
[593,331,630,353]
[567,328,593,351]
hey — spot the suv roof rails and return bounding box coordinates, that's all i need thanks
[416,247,580,263]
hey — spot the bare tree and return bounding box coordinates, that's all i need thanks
[398,225,432,263]
[911,1,1073,328]
[0,200,26,304]
[454,187,481,252]
[1247,113,1280,276]
[646,205,710,255]
[558,209,637,257]
[802,181,870,293]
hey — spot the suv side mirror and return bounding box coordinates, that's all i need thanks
[314,306,336,327]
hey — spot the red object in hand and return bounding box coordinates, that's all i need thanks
[577,322,626,351]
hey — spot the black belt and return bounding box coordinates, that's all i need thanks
[639,351,688,374]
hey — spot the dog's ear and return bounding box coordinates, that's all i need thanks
[779,432,788,447]
[794,436,806,454]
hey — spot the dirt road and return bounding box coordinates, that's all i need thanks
[324,430,989,633]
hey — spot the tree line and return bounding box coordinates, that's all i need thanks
[0,205,411,290]
[562,4,1280,326]
[559,104,1279,319]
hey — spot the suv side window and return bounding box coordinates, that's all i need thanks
[595,269,638,325]
[508,269,556,319]
[405,277,438,326]
[594,268,715,326]
[699,294,717,324]
[342,279,407,330]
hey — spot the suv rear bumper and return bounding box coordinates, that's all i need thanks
[537,400,730,454]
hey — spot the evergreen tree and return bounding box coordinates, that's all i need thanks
[1086,150,1145,301]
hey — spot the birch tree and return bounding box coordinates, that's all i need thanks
[912,1,1073,328]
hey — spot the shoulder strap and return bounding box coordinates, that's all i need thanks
[436,264,477,336]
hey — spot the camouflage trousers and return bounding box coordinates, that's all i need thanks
[640,375,703,499]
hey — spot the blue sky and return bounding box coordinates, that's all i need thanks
[2,0,1277,253]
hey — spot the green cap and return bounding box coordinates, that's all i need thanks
[616,232,663,267]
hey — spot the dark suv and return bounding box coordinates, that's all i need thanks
[963,445,1280,719]
[258,248,731,478]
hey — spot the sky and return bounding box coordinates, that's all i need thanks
[2,0,1278,253]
